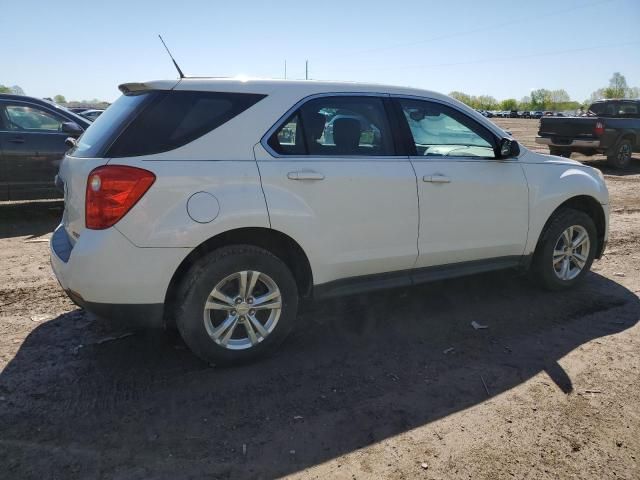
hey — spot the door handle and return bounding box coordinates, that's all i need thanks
[423,174,451,183]
[8,136,25,144]
[287,170,325,181]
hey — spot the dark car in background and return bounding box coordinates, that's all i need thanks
[531,111,544,119]
[0,94,90,200]
[536,99,640,169]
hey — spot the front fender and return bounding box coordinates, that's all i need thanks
[522,163,609,255]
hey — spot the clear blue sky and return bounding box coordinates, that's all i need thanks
[2,0,639,103]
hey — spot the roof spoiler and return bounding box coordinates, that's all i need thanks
[118,82,152,94]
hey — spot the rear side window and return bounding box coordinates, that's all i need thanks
[70,92,154,158]
[267,96,395,156]
[108,91,266,157]
[70,90,265,158]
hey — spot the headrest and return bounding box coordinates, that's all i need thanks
[333,117,361,151]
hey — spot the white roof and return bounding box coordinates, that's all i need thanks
[120,77,451,102]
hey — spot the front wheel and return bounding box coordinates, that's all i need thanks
[607,138,633,169]
[175,245,299,365]
[531,208,597,290]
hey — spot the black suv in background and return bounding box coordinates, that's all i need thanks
[536,99,640,169]
[0,94,90,200]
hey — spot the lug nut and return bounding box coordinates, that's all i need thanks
[231,310,236,316]
[247,298,254,304]
[249,309,255,315]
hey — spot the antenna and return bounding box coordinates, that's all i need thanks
[305,60,308,80]
[158,34,185,79]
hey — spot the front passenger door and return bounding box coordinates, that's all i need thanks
[395,98,529,269]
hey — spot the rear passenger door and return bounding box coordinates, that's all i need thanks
[254,94,419,288]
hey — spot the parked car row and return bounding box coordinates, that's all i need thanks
[485,110,546,119]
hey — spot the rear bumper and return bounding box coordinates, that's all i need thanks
[535,137,601,148]
[65,288,164,328]
[50,224,189,328]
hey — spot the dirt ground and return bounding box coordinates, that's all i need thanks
[1,118,639,480]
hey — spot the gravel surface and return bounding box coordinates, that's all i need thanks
[0,118,638,479]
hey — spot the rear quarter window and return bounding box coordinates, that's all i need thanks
[107,91,266,157]
[69,90,265,158]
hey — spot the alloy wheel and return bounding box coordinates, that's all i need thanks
[552,225,590,281]
[203,270,282,350]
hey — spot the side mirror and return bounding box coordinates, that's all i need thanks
[61,121,83,136]
[499,137,520,158]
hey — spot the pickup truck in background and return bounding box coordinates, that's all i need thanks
[535,99,640,169]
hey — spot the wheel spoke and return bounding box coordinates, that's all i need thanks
[572,231,587,249]
[553,250,565,265]
[562,227,573,247]
[238,271,248,298]
[246,271,260,298]
[244,317,258,345]
[205,300,235,311]
[560,257,570,280]
[572,252,586,268]
[219,317,239,346]
[248,314,269,338]
[210,287,235,307]
[210,316,236,341]
[253,290,280,306]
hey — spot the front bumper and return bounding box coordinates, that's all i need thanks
[50,224,189,328]
[535,137,601,148]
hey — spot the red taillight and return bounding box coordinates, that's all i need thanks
[85,165,155,230]
[594,120,605,136]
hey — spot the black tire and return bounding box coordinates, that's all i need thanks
[530,208,597,291]
[175,245,298,366]
[549,147,571,158]
[607,138,633,169]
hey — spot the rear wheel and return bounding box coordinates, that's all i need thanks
[607,138,633,169]
[175,245,298,365]
[531,208,597,290]
[549,147,572,158]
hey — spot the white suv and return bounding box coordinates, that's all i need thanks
[51,78,609,365]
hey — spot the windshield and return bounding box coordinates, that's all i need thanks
[69,91,156,158]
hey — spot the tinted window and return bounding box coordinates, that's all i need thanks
[108,91,265,157]
[70,92,154,158]
[268,112,306,155]
[268,96,394,156]
[589,102,618,116]
[4,105,64,132]
[618,102,639,115]
[398,99,496,158]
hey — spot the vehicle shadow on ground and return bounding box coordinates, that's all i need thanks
[0,201,62,239]
[1,271,638,479]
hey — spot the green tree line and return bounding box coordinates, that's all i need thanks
[450,72,639,112]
